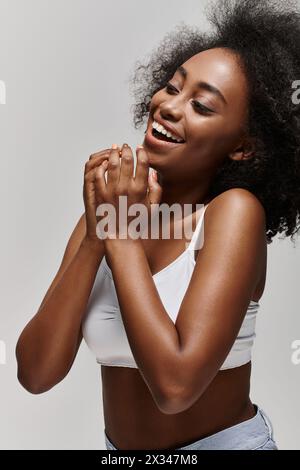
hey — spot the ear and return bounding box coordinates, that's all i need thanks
[228,136,256,161]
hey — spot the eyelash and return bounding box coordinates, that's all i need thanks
[165,82,214,114]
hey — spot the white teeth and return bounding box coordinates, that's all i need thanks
[152,121,184,143]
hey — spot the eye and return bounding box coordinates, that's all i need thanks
[191,100,214,114]
[165,82,214,115]
[165,82,178,93]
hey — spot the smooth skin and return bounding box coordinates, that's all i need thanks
[16,48,267,450]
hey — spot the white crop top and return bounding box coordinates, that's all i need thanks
[82,203,259,370]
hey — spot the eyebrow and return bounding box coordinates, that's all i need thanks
[176,65,227,105]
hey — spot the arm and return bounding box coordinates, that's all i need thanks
[16,213,105,394]
[104,189,266,414]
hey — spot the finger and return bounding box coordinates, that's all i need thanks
[84,167,98,184]
[148,169,163,205]
[89,149,112,161]
[83,165,101,211]
[85,152,110,176]
[83,169,96,205]
[119,145,134,189]
[107,146,121,187]
[95,160,109,196]
[134,145,149,187]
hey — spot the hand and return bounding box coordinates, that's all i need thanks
[83,147,121,245]
[94,143,162,240]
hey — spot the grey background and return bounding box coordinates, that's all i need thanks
[0,0,299,450]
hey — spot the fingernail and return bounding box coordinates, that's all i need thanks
[136,145,144,150]
[111,143,118,149]
[123,143,128,148]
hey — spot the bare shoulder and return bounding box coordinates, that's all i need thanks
[205,188,266,238]
[205,188,266,229]
[198,188,267,299]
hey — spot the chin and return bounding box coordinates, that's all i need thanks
[142,145,168,169]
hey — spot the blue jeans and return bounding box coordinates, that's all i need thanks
[104,404,278,450]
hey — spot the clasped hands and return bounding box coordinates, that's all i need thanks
[94,143,162,242]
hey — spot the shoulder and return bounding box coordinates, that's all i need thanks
[198,188,267,269]
[191,189,266,300]
[205,188,266,237]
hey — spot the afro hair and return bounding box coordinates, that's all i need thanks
[128,0,300,244]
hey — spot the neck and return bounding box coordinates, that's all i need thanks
[156,172,213,211]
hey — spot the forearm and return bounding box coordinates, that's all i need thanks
[104,239,182,407]
[16,238,105,392]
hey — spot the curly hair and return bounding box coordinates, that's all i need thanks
[128,0,300,244]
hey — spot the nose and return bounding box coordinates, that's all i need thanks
[158,90,186,122]
[159,100,183,122]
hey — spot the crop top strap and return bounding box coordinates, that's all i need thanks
[186,203,210,251]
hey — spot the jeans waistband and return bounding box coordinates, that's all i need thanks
[104,404,275,450]
[177,405,274,450]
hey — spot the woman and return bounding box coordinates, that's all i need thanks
[16,0,300,450]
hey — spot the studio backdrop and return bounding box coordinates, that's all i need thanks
[0,0,299,450]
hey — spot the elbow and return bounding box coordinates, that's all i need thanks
[157,398,188,416]
[155,383,197,415]
[17,368,54,395]
[15,340,62,394]
[155,369,208,415]
[16,349,56,395]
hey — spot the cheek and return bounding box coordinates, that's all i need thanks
[149,90,165,109]
[189,117,242,156]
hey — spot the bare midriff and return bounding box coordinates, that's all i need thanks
[101,361,256,450]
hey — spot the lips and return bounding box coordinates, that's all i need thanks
[153,115,185,142]
[144,123,185,151]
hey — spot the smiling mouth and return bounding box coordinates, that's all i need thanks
[151,127,185,144]
[144,122,186,151]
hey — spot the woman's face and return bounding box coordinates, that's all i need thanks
[143,47,251,182]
